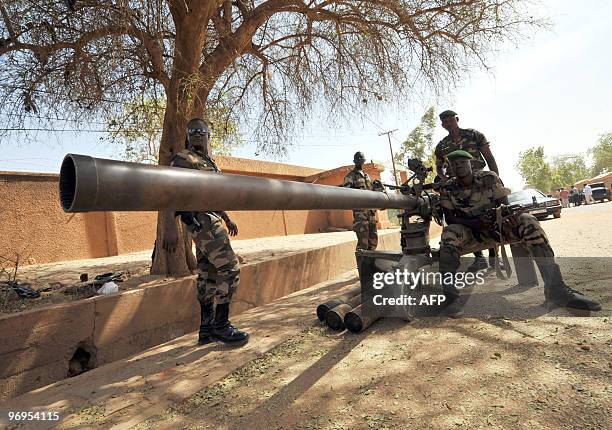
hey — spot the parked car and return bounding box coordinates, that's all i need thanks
[507,188,562,219]
[589,182,610,202]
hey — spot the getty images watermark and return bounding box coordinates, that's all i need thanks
[369,269,486,307]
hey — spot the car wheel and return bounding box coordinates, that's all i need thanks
[553,211,561,219]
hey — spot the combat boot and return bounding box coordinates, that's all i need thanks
[211,303,250,345]
[467,254,488,272]
[531,245,601,311]
[198,301,215,345]
[539,263,601,311]
[440,294,464,318]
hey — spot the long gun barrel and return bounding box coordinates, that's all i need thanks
[59,154,422,213]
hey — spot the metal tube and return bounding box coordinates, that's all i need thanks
[325,294,362,331]
[344,304,381,333]
[59,154,421,213]
[316,287,361,321]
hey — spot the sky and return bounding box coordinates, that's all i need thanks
[1,0,611,191]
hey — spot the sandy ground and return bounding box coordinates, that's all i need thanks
[0,229,397,315]
[132,202,612,430]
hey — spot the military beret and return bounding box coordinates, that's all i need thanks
[446,149,473,161]
[439,110,457,119]
[353,151,366,160]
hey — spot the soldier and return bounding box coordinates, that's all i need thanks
[438,150,601,316]
[435,109,500,272]
[343,151,379,250]
[162,118,249,346]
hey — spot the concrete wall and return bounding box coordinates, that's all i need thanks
[0,158,388,265]
[0,230,400,401]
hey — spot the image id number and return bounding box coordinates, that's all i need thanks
[8,411,60,421]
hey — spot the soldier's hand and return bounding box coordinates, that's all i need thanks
[226,219,238,236]
[501,215,520,237]
[162,230,179,253]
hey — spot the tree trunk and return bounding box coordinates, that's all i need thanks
[150,96,197,275]
[150,7,214,276]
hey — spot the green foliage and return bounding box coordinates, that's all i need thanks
[107,98,243,163]
[589,133,612,176]
[394,107,437,184]
[516,147,552,192]
[550,155,589,189]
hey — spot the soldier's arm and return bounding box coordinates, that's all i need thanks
[444,209,487,230]
[342,173,353,187]
[220,211,238,236]
[434,148,448,181]
[480,145,499,176]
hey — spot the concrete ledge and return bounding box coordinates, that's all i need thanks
[0,231,400,401]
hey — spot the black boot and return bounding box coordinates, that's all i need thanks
[211,303,250,345]
[198,301,215,345]
[439,247,464,317]
[532,246,601,311]
[467,252,488,272]
[539,263,601,311]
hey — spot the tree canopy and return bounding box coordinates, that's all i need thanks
[589,132,612,176]
[1,0,543,161]
[394,106,437,183]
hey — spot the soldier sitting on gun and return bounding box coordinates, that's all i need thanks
[343,151,383,251]
[438,150,601,317]
[162,118,249,346]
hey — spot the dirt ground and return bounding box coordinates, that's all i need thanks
[132,202,611,430]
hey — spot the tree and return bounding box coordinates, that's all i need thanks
[394,106,437,183]
[107,98,243,163]
[516,146,552,192]
[589,133,612,176]
[550,155,589,190]
[0,1,544,275]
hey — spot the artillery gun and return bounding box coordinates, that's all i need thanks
[59,154,447,332]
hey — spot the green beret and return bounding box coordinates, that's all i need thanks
[439,110,457,119]
[446,149,473,161]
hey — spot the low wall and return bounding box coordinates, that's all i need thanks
[0,158,389,265]
[0,230,400,401]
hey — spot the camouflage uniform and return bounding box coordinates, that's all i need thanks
[439,170,551,299]
[343,169,378,250]
[171,149,240,305]
[435,128,490,175]
[439,171,548,253]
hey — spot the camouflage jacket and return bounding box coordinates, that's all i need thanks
[343,168,373,190]
[440,171,510,219]
[170,149,221,220]
[435,128,490,172]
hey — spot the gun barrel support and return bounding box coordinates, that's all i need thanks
[59,154,422,213]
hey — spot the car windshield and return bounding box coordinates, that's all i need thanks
[590,183,605,189]
[508,189,547,203]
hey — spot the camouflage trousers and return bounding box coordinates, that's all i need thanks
[192,214,240,305]
[353,210,378,251]
[439,213,551,299]
[440,213,549,253]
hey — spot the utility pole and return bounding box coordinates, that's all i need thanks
[379,129,399,186]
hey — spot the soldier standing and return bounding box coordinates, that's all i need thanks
[343,151,379,250]
[435,110,500,272]
[437,150,600,316]
[162,118,249,346]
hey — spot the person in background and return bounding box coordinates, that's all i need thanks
[583,183,594,204]
[559,187,569,208]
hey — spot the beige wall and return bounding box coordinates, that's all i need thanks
[0,158,390,265]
